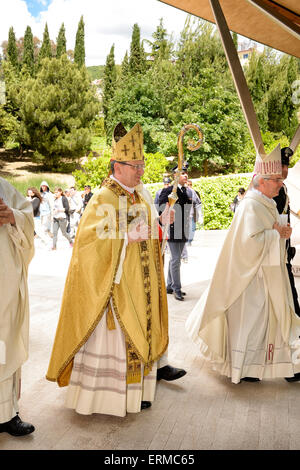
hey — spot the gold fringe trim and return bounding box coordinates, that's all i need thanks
[106,302,116,330]
[126,341,142,384]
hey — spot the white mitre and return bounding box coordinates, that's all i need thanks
[254,144,282,176]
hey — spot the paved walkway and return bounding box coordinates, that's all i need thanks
[1,230,300,450]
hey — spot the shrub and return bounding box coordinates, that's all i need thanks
[142,152,169,184]
[73,149,169,189]
[192,175,252,229]
[73,149,112,190]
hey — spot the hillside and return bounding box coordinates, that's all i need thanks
[86,65,105,80]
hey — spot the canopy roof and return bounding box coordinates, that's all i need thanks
[159,0,300,58]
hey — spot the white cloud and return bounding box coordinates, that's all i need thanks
[1,0,189,65]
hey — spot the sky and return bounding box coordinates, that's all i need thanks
[0,0,191,66]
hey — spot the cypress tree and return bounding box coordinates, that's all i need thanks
[74,16,85,67]
[129,23,146,75]
[232,32,238,50]
[56,23,67,58]
[23,26,35,74]
[39,23,52,62]
[103,44,117,134]
[121,50,129,79]
[149,18,172,61]
[7,27,18,69]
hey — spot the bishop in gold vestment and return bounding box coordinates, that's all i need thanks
[46,123,180,416]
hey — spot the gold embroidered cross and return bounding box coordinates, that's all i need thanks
[121,144,129,156]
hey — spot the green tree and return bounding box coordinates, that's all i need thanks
[74,16,85,67]
[103,44,117,135]
[7,27,18,69]
[56,23,67,58]
[232,32,238,50]
[267,55,299,137]
[23,26,35,75]
[0,105,19,146]
[106,74,166,152]
[129,23,146,75]
[120,51,129,80]
[39,23,52,62]
[145,18,173,62]
[245,50,268,131]
[16,55,100,168]
[176,18,228,86]
[163,79,248,174]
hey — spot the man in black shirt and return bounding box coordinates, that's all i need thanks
[83,185,93,211]
[273,147,300,318]
[159,164,192,301]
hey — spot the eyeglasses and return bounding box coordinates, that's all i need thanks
[263,177,284,182]
[118,162,145,170]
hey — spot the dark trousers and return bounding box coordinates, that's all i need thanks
[53,218,72,248]
[167,241,186,294]
[287,263,300,317]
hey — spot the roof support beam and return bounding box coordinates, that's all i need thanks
[209,0,265,156]
[290,125,300,153]
[246,0,300,40]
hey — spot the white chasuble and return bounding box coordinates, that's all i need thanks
[186,190,300,383]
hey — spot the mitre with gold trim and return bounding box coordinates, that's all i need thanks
[111,122,144,162]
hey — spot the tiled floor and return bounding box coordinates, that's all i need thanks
[1,230,300,450]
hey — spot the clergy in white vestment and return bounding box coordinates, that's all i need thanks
[0,177,35,436]
[186,144,300,384]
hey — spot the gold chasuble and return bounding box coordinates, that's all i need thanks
[46,177,169,387]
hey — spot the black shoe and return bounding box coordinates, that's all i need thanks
[174,292,184,301]
[157,365,187,381]
[0,415,35,437]
[141,401,151,410]
[285,373,300,382]
[167,288,186,296]
[241,377,261,382]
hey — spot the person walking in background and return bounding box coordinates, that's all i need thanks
[230,187,246,213]
[27,187,50,247]
[181,179,202,263]
[52,188,73,250]
[154,177,171,211]
[68,187,83,237]
[187,180,202,245]
[39,181,54,239]
[82,185,93,211]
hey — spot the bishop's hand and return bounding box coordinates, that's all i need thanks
[159,203,175,226]
[273,222,292,239]
[128,220,151,243]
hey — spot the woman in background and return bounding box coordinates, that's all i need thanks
[52,188,73,250]
[27,187,50,247]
